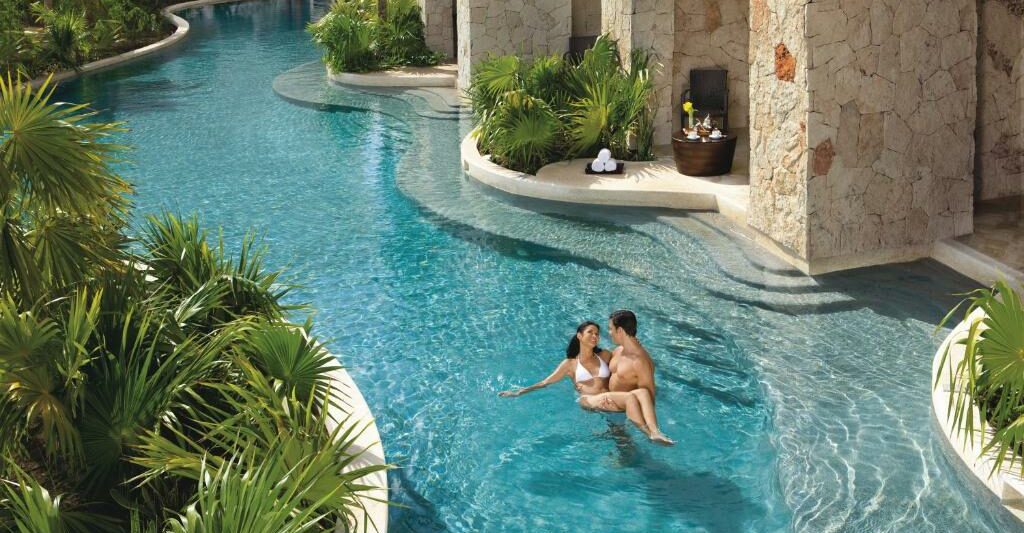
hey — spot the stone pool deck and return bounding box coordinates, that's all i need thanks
[461,133,826,273]
[460,134,750,224]
[461,134,1024,287]
[328,64,458,88]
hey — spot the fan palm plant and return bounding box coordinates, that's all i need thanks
[468,34,658,173]
[0,59,387,533]
[0,291,101,461]
[308,0,378,73]
[0,463,120,533]
[0,74,130,305]
[466,55,522,121]
[138,213,294,327]
[134,359,388,531]
[483,91,560,174]
[937,280,1024,474]
[31,6,90,70]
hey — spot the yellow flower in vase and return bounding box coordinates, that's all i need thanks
[682,101,695,129]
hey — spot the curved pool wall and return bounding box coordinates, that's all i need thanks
[53,1,1023,531]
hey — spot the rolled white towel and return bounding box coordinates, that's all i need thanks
[604,159,617,172]
[591,159,606,172]
[598,148,612,162]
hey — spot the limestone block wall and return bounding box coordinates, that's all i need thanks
[572,0,602,36]
[601,0,675,145]
[976,0,1023,200]
[456,0,571,89]
[672,0,750,131]
[420,0,454,60]
[747,0,811,259]
[803,0,977,262]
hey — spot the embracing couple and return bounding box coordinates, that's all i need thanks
[499,310,674,446]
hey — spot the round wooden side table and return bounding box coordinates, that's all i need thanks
[671,130,737,177]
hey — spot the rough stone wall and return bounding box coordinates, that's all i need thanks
[976,0,1024,200]
[572,0,602,36]
[672,0,750,131]
[747,0,811,259]
[456,0,572,89]
[803,0,977,261]
[601,0,675,145]
[420,0,455,60]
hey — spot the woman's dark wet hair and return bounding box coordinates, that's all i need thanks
[609,309,638,337]
[566,321,600,359]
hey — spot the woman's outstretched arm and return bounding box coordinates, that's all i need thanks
[499,360,570,397]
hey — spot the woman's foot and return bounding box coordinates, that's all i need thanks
[649,432,675,446]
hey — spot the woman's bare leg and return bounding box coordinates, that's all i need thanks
[580,392,674,445]
[628,389,674,445]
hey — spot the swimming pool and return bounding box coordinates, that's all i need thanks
[55,1,1021,531]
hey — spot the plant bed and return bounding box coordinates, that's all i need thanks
[0,72,389,533]
[933,281,1024,523]
[467,35,657,175]
[308,0,442,75]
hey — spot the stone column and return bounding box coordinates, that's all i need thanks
[419,0,455,60]
[601,0,675,145]
[748,0,977,274]
[975,0,1023,200]
[456,0,572,90]
[747,0,811,262]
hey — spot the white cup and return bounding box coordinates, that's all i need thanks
[710,129,723,139]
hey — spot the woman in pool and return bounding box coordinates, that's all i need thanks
[498,321,674,445]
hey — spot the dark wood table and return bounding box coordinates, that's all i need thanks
[671,130,737,176]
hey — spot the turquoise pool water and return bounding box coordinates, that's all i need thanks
[55,1,1021,531]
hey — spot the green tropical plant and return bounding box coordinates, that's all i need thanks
[0,74,129,305]
[308,0,441,73]
[32,5,90,69]
[484,91,560,174]
[307,0,378,73]
[0,65,389,531]
[0,463,120,532]
[466,55,521,116]
[378,0,438,67]
[469,34,657,173]
[936,280,1024,475]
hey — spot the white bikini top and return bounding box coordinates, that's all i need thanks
[575,355,610,382]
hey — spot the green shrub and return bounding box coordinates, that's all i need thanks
[937,280,1024,474]
[0,64,387,532]
[483,91,561,174]
[469,35,657,174]
[32,5,90,69]
[308,0,377,73]
[0,0,169,80]
[378,0,438,67]
[308,0,441,73]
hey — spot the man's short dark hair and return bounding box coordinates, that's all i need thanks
[609,310,638,337]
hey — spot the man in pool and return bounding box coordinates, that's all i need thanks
[579,309,674,445]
